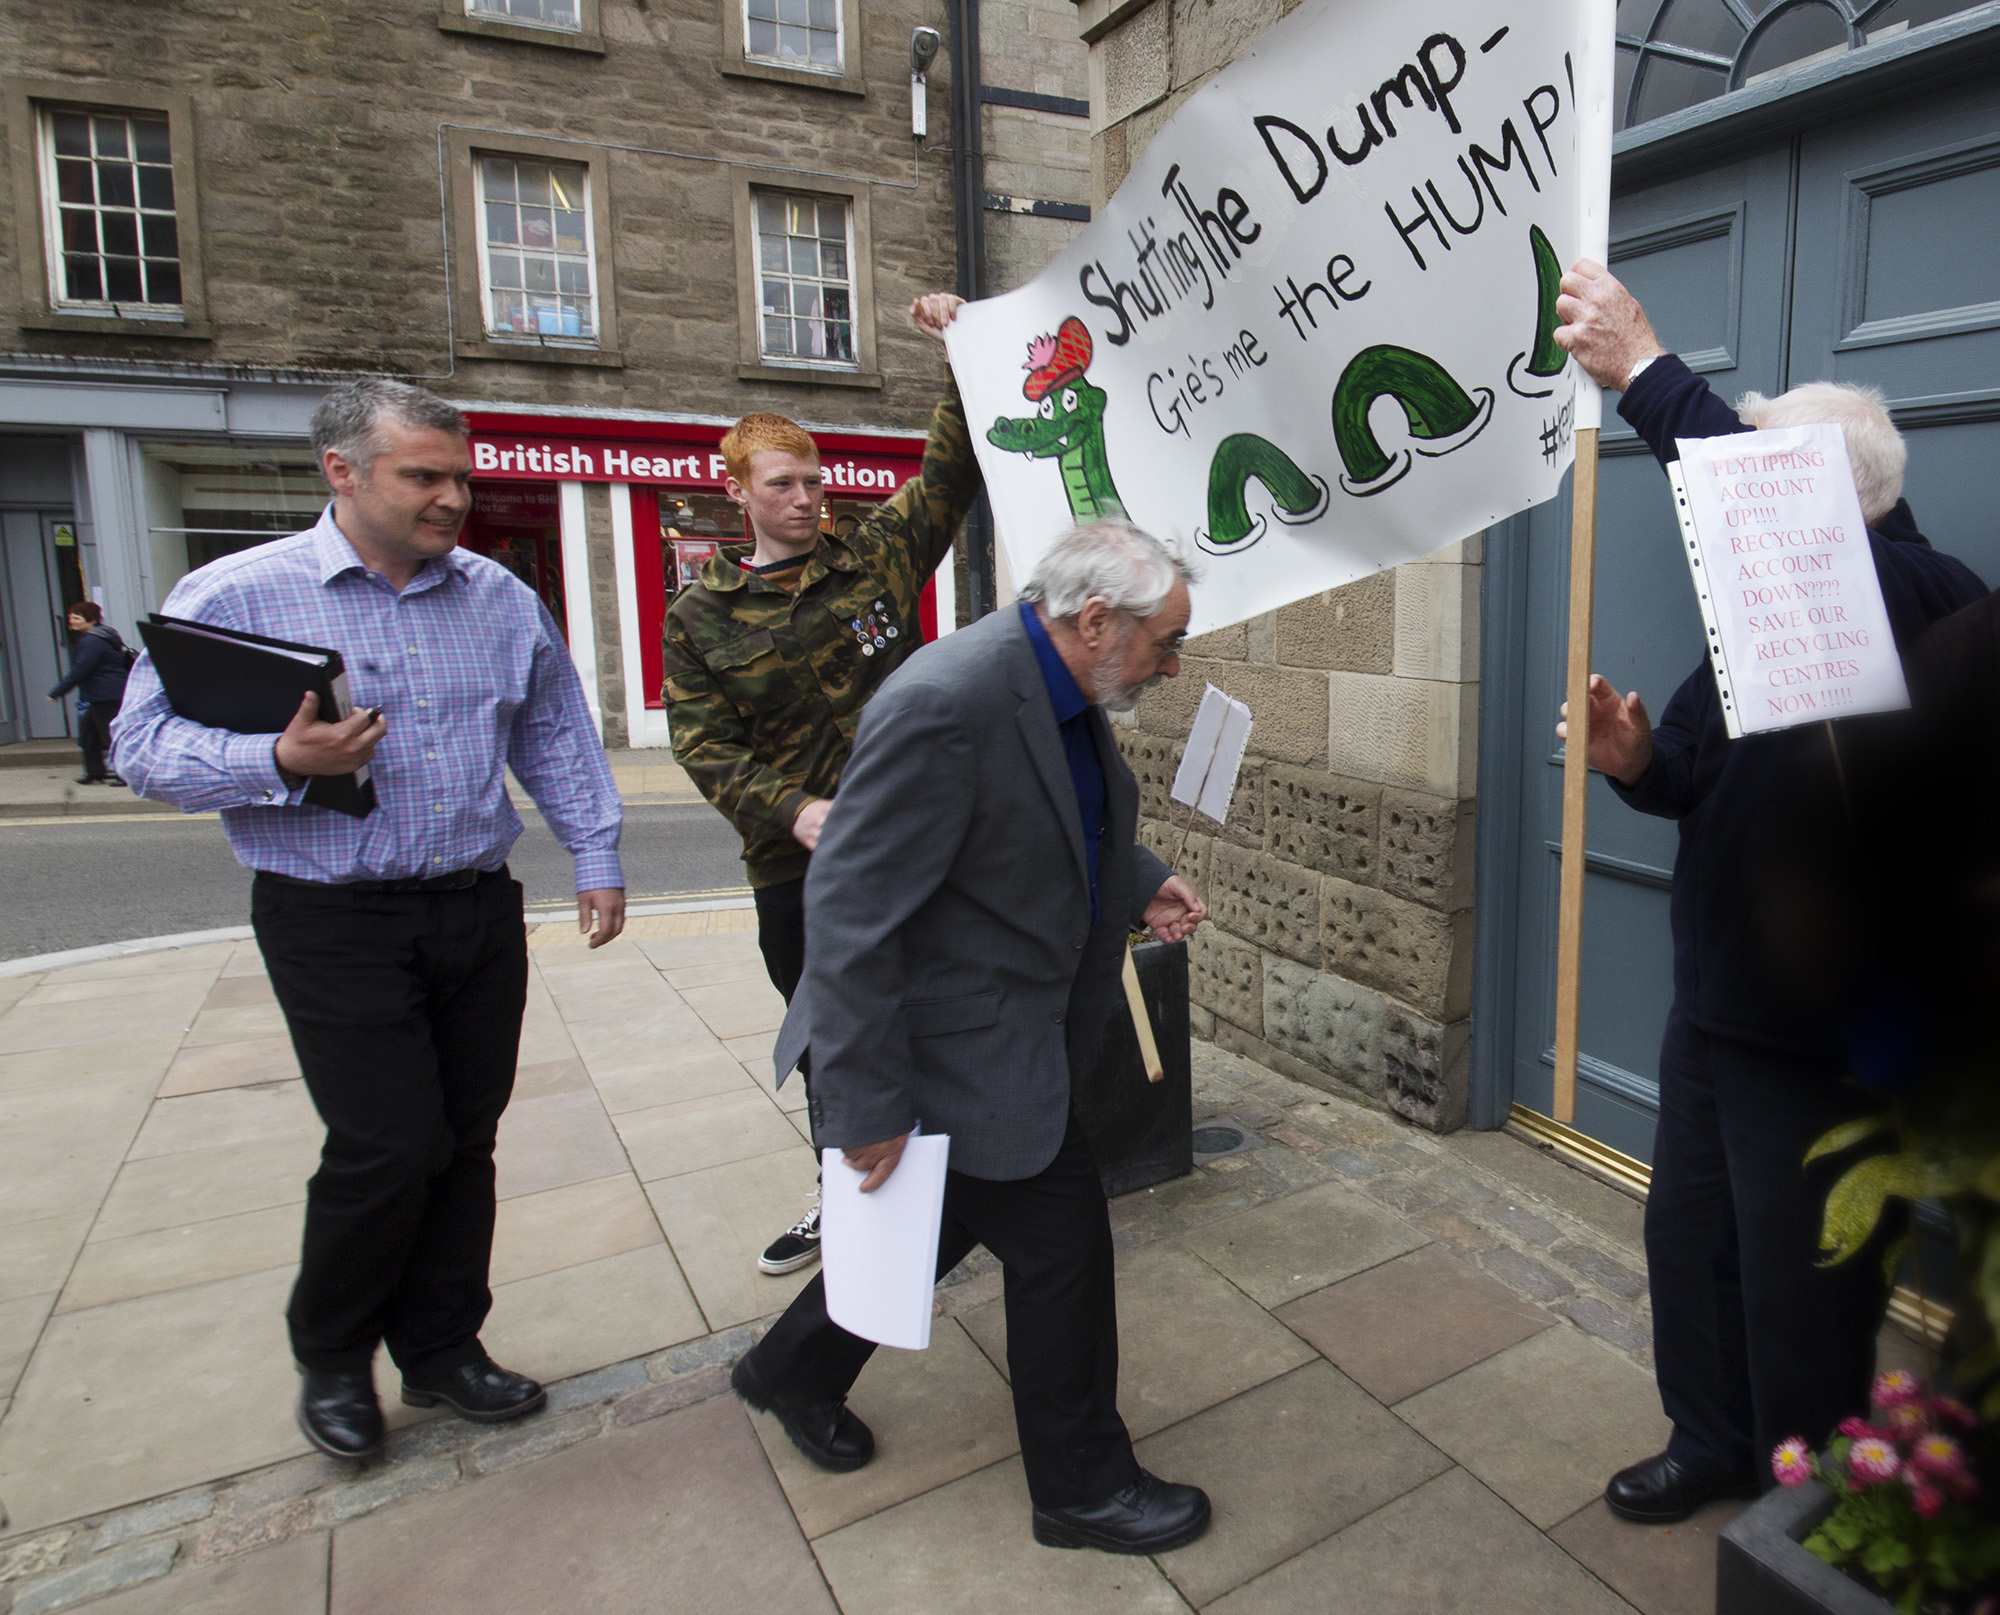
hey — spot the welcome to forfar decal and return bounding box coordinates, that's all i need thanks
[468,434,916,492]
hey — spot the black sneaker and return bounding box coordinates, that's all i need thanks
[758,1197,822,1275]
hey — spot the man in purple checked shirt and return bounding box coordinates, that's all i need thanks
[114,379,626,1462]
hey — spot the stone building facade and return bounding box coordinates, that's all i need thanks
[0,0,1087,748]
[1079,0,1483,1133]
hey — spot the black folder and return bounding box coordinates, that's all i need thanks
[138,613,377,819]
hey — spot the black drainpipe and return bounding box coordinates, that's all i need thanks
[947,0,998,620]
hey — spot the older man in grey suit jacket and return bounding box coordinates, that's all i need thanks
[731,519,1212,1554]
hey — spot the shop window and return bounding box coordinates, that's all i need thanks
[745,0,841,73]
[478,157,597,342]
[754,192,854,367]
[140,445,326,603]
[40,108,181,312]
[470,0,580,30]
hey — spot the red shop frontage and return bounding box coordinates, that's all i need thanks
[456,409,943,747]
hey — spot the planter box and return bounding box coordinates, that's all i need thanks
[1072,939,1193,1198]
[1717,1483,1894,1615]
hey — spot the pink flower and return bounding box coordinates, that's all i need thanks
[1872,1369,1921,1409]
[1909,1478,1945,1519]
[1023,332,1059,372]
[1771,1439,1814,1488]
[1885,1401,1928,1440]
[1909,1432,1968,1482]
[1932,1396,1977,1430]
[1838,1416,1881,1441]
[1847,1435,1902,1486]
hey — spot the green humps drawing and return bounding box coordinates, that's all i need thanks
[1330,344,1494,497]
[986,317,1126,519]
[1508,223,1568,398]
[987,316,1327,553]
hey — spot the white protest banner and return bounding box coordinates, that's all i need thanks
[945,0,1596,636]
[1668,423,1909,738]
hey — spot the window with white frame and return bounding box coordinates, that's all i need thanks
[41,108,182,311]
[467,0,580,30]
[477,156,596,341]
[754,193,854,365]
[744,0,842,73]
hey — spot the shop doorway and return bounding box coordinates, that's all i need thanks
[0,511,86,744]
[460,482,568,638]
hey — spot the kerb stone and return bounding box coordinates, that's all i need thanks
[93,1489,214,1552]
[1262,957,1386,1096]
[466,1409,604,1475]
[613,1363,732,1425]
[13,1542,176,1615]
[313,1454,460,1527]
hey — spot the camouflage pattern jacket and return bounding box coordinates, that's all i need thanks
[661,378,980,888]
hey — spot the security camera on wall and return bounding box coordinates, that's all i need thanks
[910,27,941,139]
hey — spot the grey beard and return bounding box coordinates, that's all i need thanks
[1090,669,1166,713]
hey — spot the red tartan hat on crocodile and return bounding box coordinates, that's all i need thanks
[1022,316,1093,401]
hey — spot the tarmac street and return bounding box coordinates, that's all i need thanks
[0,753,748,961]
[0,901,1939,1615]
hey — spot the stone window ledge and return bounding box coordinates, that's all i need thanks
[735,362,882,390]
[437,5,605,54]
[456,340,624,369]
[720,58,864,95]
[19,312,212,340]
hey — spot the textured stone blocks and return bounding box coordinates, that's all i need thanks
[1139,818,1208,899]
[1095,0,1170,123]
[1320,877,1471,1018]
[1137,660,1329,767]
[1262,957,1387,1095]
[1264,765,1379,884]
[1189,925,1262,1035]
[1379,791,1474,912]
[1383,1006,1470,1132]
[1212,844,1320,966]
[1274,572,1396,673]
[1325,672,1474,797]
[1117,730,1180,822]
[1391,558,1481,682]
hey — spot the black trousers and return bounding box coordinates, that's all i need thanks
[1648,1013,1901,1481]
[748,1111,1138,1509]
[79,700,119,778]
[252,870,529,1376]
[754,875,813,1130]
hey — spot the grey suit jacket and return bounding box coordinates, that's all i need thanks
[772,603,1171,1181]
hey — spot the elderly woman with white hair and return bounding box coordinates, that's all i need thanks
[1547,261,1987,1529]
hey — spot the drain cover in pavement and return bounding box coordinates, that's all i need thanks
[1191,1124,1248,1156]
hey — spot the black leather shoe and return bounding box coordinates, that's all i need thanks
[1032,1469,1212,1553]
[297,1367,383,1460]
[730,1351,874,1472]
[1605,1451,1760,1523]
[401,1351,546,1423]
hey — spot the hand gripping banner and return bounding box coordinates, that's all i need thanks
[946,0,1593,636]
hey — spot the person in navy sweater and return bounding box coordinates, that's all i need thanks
[47,600,131,786]
[1551,260,1986,1525]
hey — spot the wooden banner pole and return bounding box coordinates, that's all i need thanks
[1552,425,1601,1126]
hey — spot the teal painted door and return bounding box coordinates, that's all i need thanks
[1474,76,2000,1159]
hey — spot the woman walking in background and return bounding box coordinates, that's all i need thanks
[48,601,131,786]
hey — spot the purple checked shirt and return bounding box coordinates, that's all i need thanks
[112,507,623,892]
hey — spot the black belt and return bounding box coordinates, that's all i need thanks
[255,866,503,894]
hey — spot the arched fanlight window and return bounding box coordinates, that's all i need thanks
[1616,0,1984,129]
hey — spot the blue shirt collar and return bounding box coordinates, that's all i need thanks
[1019,601,1088,724]
[312,504,465,593]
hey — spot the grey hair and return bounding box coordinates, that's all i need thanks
[1018,518,1196,622]
[1736,381,1906,525]
[310,378,466,479]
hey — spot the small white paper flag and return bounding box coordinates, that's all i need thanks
[1171,684,1254,825]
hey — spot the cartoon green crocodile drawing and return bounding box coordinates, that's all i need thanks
[986,317,1126,520]
[1508,223,1568,398]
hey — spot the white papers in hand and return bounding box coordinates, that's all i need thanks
[1171,683,1253,824]
[821,1132,949,1351]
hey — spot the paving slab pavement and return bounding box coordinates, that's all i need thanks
[0,909,1938,1613]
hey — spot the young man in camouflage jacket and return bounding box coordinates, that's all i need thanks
[661,292,981,1275]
